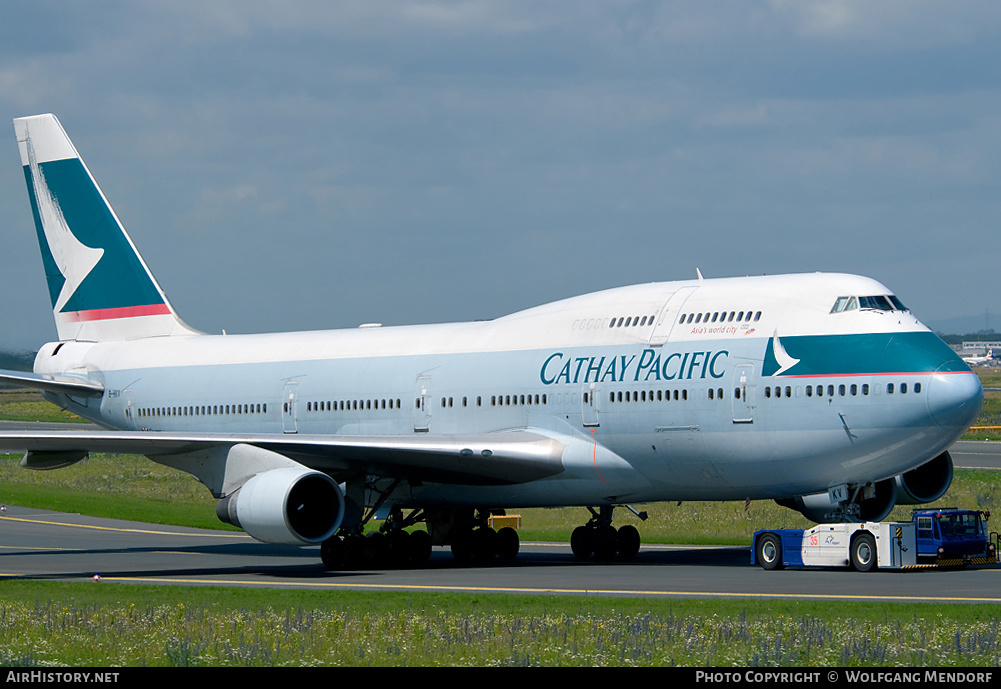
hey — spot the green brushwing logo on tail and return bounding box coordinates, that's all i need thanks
[24,156,166,317]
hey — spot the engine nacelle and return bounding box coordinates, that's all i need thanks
[895,451,954,505]
[216,467,344,545]
[777,478,897,523]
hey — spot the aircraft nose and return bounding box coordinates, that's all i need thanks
[927,368,983,430]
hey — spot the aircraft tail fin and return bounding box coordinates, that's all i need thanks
[14,114,199,342]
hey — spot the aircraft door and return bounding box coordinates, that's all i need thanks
[732,364,754,424]
[122,390,138,430]
[582,381,600,427]
[282,382,299,433]
[414,376,432,432]
[649,286,697,346]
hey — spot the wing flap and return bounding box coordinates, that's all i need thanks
[0,428,567,485]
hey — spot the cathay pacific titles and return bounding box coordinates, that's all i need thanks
[539,348,730,385]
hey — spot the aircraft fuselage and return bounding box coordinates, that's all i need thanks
[36,272,982,509]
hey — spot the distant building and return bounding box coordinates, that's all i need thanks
[962,341,1001,352]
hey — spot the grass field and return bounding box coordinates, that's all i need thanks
[0,388,89,423]
[1,378,1000,666]
[966,370,1001,440]
[1,582,999,667]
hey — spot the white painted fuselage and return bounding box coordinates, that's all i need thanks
[35,272,982,509]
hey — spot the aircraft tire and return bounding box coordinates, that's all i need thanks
[496,527,520,561]
[365,532,390,568]
[408,530,433,564]
[320,535,345,570]
[342,534,368,569]
[571,525,593,559]
[473,527,499,562]
[450,529,474,562]
[387,530,412,567]
[593,525,618,559]
[617,524,641,559]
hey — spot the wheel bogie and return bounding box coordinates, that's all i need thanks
[570,512,644,560]
[321,529,433,570]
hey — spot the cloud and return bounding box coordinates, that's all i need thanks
[0,3,998,349]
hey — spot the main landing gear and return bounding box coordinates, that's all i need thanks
[319,500,646,569]
[320,506,433,570]
[319,506,520,570]
[570,505,644,560]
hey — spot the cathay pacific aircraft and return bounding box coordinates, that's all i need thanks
[0,114,984,568]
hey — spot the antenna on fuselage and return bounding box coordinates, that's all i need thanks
[696,268,704,282]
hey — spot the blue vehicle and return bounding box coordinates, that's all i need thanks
[753,508,997,571]
[912,508,997,566]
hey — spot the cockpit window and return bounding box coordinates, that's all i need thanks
[859,295,894,311]
[832,295,907,314]
[830,296,858,313]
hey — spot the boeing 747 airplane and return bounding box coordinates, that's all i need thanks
[0,114,984,568]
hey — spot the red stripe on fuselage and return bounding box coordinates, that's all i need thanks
[59,303,172,322]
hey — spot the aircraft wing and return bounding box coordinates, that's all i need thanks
[0,428,567,486]
[0,369,105,397]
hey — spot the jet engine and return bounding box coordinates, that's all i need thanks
[894,451,954,505]
[776,478,897,523]
[216,466,345,545]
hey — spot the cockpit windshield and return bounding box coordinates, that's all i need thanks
[831,295,907,314]
[858,295,894,311]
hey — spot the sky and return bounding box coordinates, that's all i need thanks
[1,1,999,351]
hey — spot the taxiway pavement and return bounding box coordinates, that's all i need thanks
[2,504,999,603]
